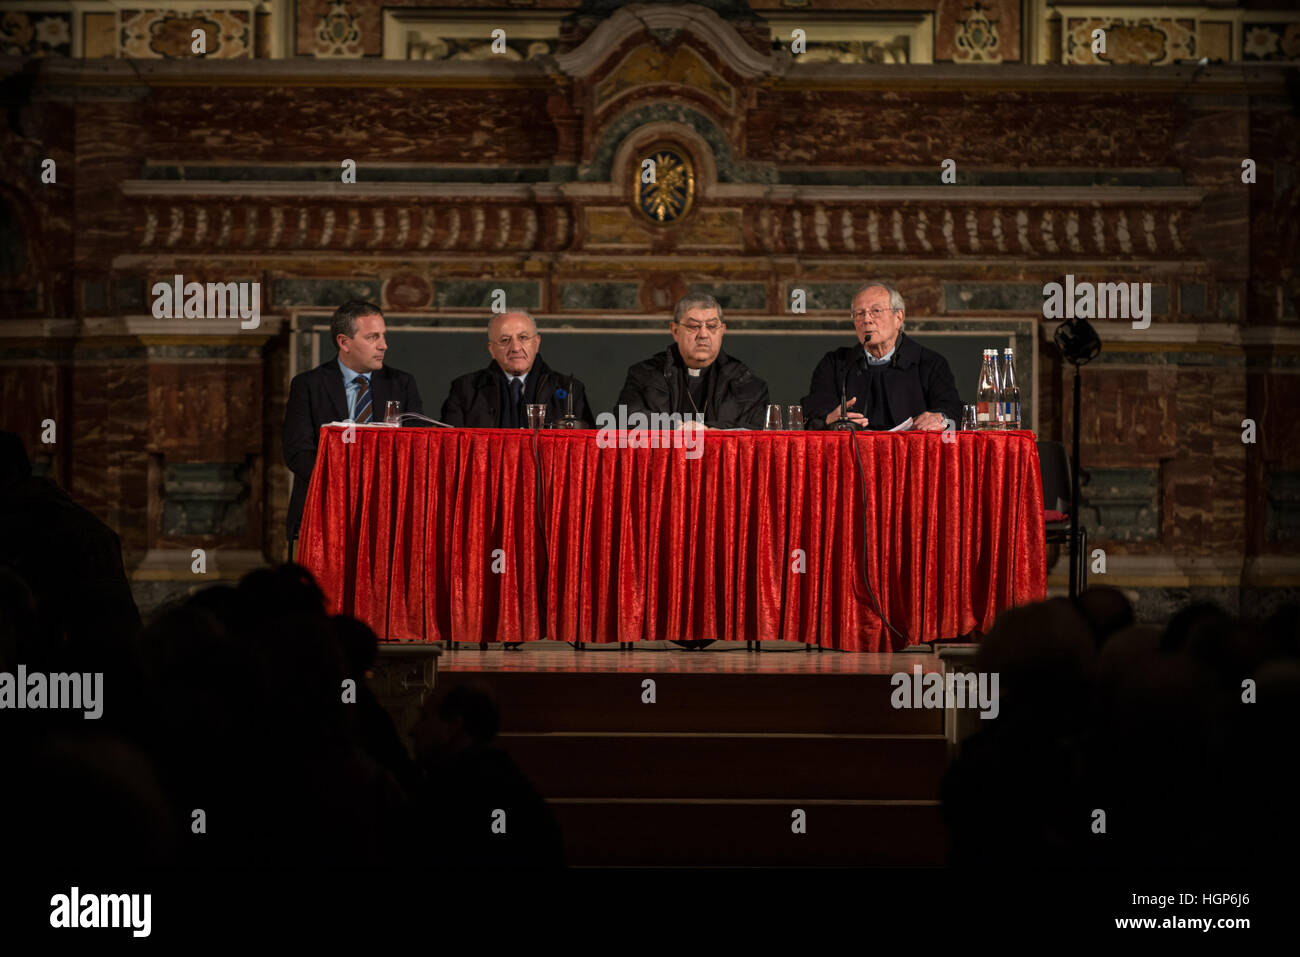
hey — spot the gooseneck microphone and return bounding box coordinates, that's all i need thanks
[831,353,859,431]
[559,374,579,429]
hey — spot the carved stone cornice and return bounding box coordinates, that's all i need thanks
[555,4,777,81]
[118,191,1206,259]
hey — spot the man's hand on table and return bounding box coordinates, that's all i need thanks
[911,411,947,431]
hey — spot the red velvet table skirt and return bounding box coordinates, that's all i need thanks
[297,426,1046,651]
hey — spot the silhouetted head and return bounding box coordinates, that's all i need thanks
[976,598,1095,723]
[0,431,32,493]
[0,565,36,671]
[236,564,328,623]
[1161,601,1241,685]
[332,614,379,679]
[411,683,500,764]
[1075,586,1135,650]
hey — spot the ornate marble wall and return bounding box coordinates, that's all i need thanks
[1,1,1296,621]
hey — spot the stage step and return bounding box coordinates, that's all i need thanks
[498,732,947,800]
[431,652,951,865]
[549,799,946,867]
[436,671,942,734]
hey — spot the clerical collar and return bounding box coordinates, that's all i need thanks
[686,367,702,377]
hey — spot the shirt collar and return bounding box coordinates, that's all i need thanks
[863,343,896,366]
[340,360,370,386]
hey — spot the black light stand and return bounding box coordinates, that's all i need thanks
[1052,317,1101,600]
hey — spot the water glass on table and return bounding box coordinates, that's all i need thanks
[765,405,784,430]
[961,404,977,430]
[786,405,804,430]
[526,404,547,429]
[385,401,401,425]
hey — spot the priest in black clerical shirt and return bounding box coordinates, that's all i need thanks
[616,293,769,429]
[801,281,962,431]
[440,311,595,428]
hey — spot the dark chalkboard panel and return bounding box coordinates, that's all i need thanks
[303,327,1019,424]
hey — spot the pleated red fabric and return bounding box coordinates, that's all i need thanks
[297,426,1046,650]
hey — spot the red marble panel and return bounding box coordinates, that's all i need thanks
[148,364,262,462]
[139,87,556,164]
[748,89,1181,167]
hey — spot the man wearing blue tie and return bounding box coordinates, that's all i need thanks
[282,300,423,552]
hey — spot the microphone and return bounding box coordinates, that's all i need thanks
[831,353,858,431]
[558,374,579,429]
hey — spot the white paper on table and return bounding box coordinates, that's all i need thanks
[889,417,914,432]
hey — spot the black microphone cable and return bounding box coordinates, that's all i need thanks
[528,417,550,641]
[842,361,909,648]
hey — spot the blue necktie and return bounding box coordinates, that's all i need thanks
[354,375,372,423]
[510,377,524,428]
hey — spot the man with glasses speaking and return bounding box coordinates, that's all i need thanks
[617,293,769,430]
[802,281,962,431]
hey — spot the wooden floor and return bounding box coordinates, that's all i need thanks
[438,643,961,675]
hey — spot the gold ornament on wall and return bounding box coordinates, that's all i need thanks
[635,145,696,225]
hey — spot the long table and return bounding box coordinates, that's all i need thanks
[297,426,1046,651]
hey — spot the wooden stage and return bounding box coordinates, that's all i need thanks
[411,642,971,866]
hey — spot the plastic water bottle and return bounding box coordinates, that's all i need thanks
[976,349,999,428]
[1001,347,1021,429]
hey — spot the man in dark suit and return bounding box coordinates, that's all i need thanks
[282,301,423,549]
[802,281,962,431]
[616,293,769,430]
[440,311,595,428]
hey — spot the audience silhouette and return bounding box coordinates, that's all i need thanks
[1,440,1291,871]
[942,586,1300,868]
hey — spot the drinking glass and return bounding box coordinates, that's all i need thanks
[961,404,977,430]
[385,400,401,425]
[526,404,547,429]
[786,405,805,430]
[765,405,784,430]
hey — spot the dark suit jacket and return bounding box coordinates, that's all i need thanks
[617,344,769,429]
[802,332,963,430]
[282,358,423,541]
[440,356,595,429]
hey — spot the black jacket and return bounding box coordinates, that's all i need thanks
[439,356,596,429]
[282,357,424,541]
[617,344,769,429]
[802,332,963,430]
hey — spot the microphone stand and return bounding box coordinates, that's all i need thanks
[558,374,579,429]
[830,356,859,431]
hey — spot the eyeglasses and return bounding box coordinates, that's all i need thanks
[852,307,895,322]
[494,333,535,346]
[676,321,722,334]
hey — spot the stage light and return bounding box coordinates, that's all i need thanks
[1053,317,1101,367]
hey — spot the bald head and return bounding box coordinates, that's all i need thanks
[487,311,537,340]
[487,311,542,376]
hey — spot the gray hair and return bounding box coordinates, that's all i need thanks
[672,293,725,324]
[487,310,538,340]
[853,281,905,313]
